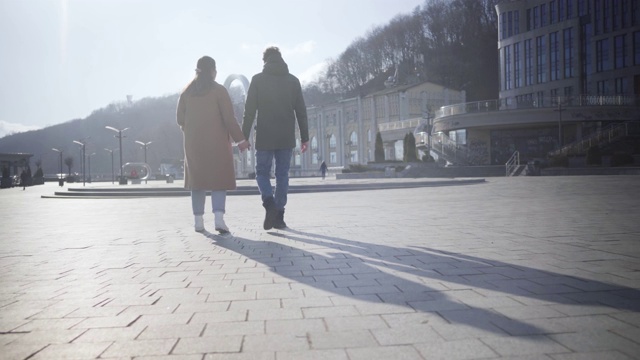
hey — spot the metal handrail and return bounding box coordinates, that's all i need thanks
[505,151,520,177]
[549,123,629,157]
[432,132,472,166]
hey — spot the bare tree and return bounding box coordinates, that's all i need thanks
[64,156,74,176]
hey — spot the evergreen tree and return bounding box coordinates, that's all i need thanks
[408,132,418,162]
[64,156,74,176]
[375,132,385,162]
[403,133,409,162]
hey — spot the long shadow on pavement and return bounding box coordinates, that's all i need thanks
[282,229,640,312]
[205,228,614,338]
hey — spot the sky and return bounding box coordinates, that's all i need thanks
[0,0,425,137]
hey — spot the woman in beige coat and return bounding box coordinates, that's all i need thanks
[177,56,250,233]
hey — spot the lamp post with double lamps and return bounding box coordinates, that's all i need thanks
[135,140,152,183]
[105,126,129,185]
[105,148,118,184]
[72,140,86,186]
[52,148,64,186]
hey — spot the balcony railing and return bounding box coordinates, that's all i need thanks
[377,118,423,132]
[435,95,640,118]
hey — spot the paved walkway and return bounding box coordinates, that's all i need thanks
[1,176,639,359]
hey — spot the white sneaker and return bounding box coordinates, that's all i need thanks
[214,211,229,234]
[194,215,204,232]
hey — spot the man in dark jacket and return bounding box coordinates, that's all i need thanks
[242,47,309,230]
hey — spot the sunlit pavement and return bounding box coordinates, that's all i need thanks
[1,175,639,360]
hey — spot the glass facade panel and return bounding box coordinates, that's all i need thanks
[514,42,522,88]
[614,34,627,69]
[525,39,534,85]
[550,32,559,81]
[596,38,610,72]
[563,28,574,78]
[536,36,547,83]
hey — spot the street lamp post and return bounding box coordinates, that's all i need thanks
[52,148,63,186]
[135,140,152,184]
[73,140,86,187]
[105,126,129,185]
[554,100,566,150]
[105,148,118,184]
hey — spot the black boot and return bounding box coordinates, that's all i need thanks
[273,209,287,229]
[262,196,278,230]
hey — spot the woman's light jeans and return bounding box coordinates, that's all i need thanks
[191,190,226,215]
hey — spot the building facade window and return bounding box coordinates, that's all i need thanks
[559,0,565,21]
[578,0,589,16]
[534,6,540,29]
[536,91,545,107]
[329,134,336,149]
[525,39,534,85]
[536,35,547,83]
[550,32,560,81]
[504,45,512,90]
[541,3,547,27]
[564,86,573,104]
[563,28,574,78]
[514,10,520,35]
[596,80,608,95]
[514,42,522,88]
[603,0,611,33]
[349,132,358,146]
[613,0,621,31]
[614,34,627,69]
[614,77,629,95]
[594,0,602,34]
[550,88,559,104]
[550,0,557,24]
[596,38,610,72]
[635,31,640,65]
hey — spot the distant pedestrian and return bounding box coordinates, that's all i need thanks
[242,46,309,230]
[20,170,27,190]
[320,161,327,180]
[177,55,250,234]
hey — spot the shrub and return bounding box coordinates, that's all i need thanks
[374,132,385,162]
[610,152,634,167]
[422,154,435,162]
[548,154,569,167]
[586,145,602,166]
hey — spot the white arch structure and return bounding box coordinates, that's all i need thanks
[223,74,250,93]
[223,74,252,177]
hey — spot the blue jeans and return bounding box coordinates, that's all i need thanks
[191,190,226,215]
[255,148,292,210]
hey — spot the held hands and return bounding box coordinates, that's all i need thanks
[237,140,251,152]
[300,141,309,153]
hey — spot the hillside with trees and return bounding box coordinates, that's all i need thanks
[305,0,499,105]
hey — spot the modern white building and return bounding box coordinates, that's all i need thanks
[296,81,465,175]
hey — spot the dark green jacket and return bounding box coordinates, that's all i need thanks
[242,57,309,150]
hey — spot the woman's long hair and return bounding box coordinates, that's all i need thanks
[184,56,216,96]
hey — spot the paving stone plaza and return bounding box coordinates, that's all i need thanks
[1,175,639,359]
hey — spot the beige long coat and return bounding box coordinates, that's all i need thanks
[177,83,245,190]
